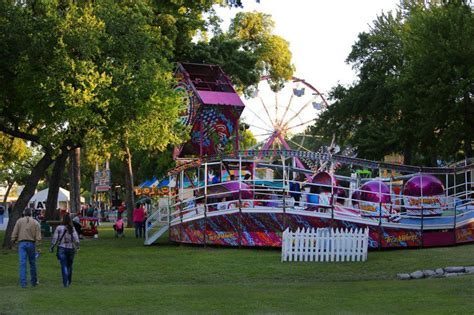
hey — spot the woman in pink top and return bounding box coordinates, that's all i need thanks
[133,204,145,238]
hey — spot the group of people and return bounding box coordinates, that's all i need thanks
[10,202,148,288]
[11,209,80,288]
[112,202,148,238]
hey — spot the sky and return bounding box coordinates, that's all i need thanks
[215,1,401,141]
[216,0,400,94]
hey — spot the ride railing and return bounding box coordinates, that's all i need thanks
[167,175,474,229]
[145,205,169,242]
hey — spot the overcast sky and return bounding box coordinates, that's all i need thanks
[216,0,400,94]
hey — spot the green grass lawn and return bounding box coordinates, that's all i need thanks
[1,226,473,314]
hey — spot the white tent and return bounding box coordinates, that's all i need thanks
[29,187,85,210]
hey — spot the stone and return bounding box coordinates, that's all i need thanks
[397,273,411,280]
[410,270,424,279]
[464,266,474,274]
[445,273,462,277]
[422,270,436,277]
[444,266,465,273]
[435,268,445,275]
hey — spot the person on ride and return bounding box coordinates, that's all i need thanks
[290,174,303,207]
[50,213,80,288]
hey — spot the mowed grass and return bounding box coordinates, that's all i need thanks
[1,226,473,314]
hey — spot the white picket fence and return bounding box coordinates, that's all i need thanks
[281,227,369,262]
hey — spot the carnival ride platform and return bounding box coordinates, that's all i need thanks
[145,150,474,249]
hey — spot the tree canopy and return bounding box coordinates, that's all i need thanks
[312,1,473,165]
[183,11,294,95]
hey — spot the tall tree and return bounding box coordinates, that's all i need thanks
[312,1,473,165]
[183,11,295,95]
[0,1,184,244]
[400,0,474,162]
[69,148,81,214]
[312,12,406,162]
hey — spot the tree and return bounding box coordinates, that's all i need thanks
[400,1,474,162]
[183,11,295,95]
[312,12,406,162]
[0,1,183,245]
[312,1,473,165]
[68,148,81,214]
[89,2,186,225]
[0,135,34,208]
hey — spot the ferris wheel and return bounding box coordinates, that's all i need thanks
[242,76,329,154]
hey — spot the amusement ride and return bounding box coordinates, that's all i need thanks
[142,62,474,250]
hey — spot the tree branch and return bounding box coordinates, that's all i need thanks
[0,125,40,144]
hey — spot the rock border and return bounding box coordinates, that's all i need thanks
[397,266,474,280]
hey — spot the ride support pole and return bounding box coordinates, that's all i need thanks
[238,156,242,248]
[204,162,208,247]
[453,200,457,245]
[168,175,172,237]
[420,173,424,248]
[378,200,383,251]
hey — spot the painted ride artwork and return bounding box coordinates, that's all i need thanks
[144,63,474,250]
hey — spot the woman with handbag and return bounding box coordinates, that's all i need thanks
[50,213,80,287]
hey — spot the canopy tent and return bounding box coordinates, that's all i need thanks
[29,187,85,210]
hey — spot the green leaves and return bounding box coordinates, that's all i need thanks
[313,2,473,165]
[181,11,294,96]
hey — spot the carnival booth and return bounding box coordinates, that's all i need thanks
[29,187,85,211]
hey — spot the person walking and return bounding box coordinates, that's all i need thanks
[133,203,146,238]
[50,213,80,288]
[11,208,41,288]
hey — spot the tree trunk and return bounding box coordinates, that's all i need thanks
[123,145,135,228]
[45,151,68,221]
[2,153,54,249]
[69,148,81,213]
[3,181,13,209]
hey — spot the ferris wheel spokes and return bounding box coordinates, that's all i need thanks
[253,132,274,138]
[283,96,318,130]
[279,82,298,128]
[243,76,328,162]
[288,138,313,152]
[246,123,273,133]
[285,118,318,132]
[259,96,275,127]
[274,93,278,125]
[244,106,274,131]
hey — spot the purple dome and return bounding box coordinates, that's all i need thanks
[403,175,444,197]
[353,181,391,204]
[311,172,337,193]
[312,172,337,186]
